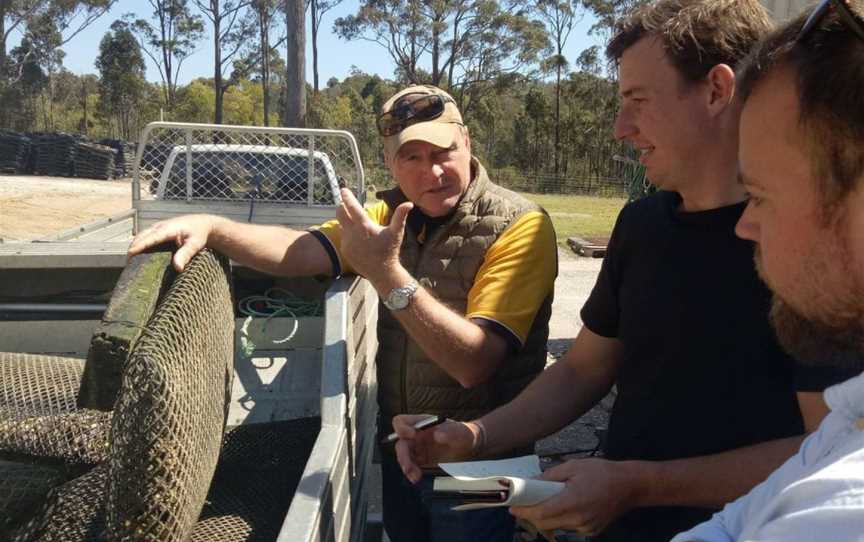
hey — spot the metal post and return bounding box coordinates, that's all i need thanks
[307,135,315,206]
[185,130,194,202]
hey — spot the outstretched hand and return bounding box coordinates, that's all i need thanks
[127,214,217,272]
[392,414,479,483]
[336,188,412,284]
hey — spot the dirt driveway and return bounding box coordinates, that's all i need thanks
[0,175,138,241]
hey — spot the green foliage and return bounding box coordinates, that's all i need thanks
[520,192,626,242]
[192,0,256,124]
[122,0,205,108]
[2,40,49,130]
[223,82,257,125]
[334,0,547,93]
[1,1,115,66]
[174,79,215,122]
[579,0,651,45]
[96,21,147,139]
[0,1,116,128]
[0,0,648,222]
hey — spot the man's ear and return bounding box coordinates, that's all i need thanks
[706,64,736,116]
[462,125,471,154]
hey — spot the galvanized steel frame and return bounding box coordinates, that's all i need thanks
[280,275,379,542]
[131,122,366,233]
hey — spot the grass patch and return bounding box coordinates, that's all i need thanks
[364,189,626,246]
[519,192,626,245]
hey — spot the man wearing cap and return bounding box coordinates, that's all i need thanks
[128,84,558,542]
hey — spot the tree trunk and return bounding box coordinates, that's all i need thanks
[121,108,130,140]
[81,80,88,136]
[554,63,561,176]
[283,0,305,127]
[159,8,175,109]
[431,15,440,85]
[0,3,8,128]
[214,7,224,124]
[0,3,6,73]
[311,0,319,93]
[486,115,495,164]
[260,6,271,126]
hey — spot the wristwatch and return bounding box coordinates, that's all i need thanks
[382,280,419,311]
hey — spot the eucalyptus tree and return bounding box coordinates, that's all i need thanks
[95,21,147,138]
[248,0,277,124]
[192,0,255,124]
[1,0,113,127]
[579,0,649,49]
[1,0,114,79]
[334,0,547,119]
[282,0,305,127]
[536,0,576,175]
[308,0,343,93]
[2,37,48,129]
[122,0,205,110]
[334,0,428,85]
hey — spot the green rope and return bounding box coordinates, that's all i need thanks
[625,161,654,202]
[237,288,323,355]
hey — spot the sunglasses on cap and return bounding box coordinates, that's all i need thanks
[798,0,864,43]
[377,93,457,137]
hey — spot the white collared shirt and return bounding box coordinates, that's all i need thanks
[671,370,864,542]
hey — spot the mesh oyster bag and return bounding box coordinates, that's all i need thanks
[2,249,234,542]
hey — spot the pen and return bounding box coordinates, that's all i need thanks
[382,415,446,444]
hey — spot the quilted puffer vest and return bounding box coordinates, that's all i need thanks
[376,159,554,423]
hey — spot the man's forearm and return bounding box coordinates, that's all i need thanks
[208,216,331,277]
[631,435,804,509]
[480,360,605,455]
[479,327,622,456]
[372,266,509,388]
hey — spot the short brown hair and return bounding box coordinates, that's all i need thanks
[606,0,773,83]
[737,0,864,218]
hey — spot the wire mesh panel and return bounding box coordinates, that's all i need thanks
[1,354,85,419]
[1,249,234,542]
[189,418,320,542]
[106,249,234,541]
[0,460,66,535]
[0,354,110,465]
[133,123,365,207]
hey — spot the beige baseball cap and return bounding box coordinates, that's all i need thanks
[380,85,464,157]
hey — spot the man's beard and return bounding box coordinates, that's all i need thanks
[770,295,864,370]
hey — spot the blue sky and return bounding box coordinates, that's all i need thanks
[16,0,606,84]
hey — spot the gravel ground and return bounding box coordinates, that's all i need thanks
[537,251,612,459]
[527,251,611,542]
[0,175,143,241]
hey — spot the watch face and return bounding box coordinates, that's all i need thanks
[386,282,417,310]
[390,290,409,310]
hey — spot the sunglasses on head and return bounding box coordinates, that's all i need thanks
[798,0,864,43]
[377,93,456,137]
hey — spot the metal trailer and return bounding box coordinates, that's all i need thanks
[0,122,381,542]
